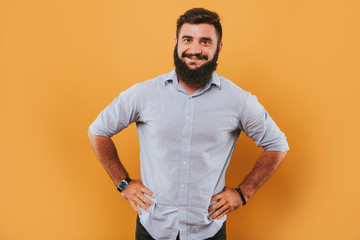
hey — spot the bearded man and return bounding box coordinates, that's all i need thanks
[88,8,289,240]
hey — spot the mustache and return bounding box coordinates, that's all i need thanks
[181,52,208,60]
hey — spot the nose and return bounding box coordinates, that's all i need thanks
[188,42,202,55]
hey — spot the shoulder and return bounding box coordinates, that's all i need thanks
[215,73,262,117]
[137,70,174,90]
[216,73,253,100]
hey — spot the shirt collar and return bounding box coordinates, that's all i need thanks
[163,68,221,90]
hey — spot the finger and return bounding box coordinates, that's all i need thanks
[216,208,231,220]
[210,193,223,202]
[135,198,150,212]
[209,205,228,220]
[208,199,224,212]
[141,186,155,198]
[138,193,154,206]
[129,200,141,215]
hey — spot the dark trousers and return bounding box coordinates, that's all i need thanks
[135,216,226,240]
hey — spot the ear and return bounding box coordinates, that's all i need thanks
[218,42,223,53]
[174,38,177,45]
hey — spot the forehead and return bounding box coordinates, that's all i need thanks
[178,23,218,41]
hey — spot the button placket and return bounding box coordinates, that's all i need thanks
[177,95,195,236]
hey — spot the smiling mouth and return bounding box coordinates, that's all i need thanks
[182,52,208,60]
[187,57,203,64]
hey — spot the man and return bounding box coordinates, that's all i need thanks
[88,8,289,240]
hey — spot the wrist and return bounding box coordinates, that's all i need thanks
[117,177,132,192]
[235,187,247,206]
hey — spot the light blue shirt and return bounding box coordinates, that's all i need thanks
[89,69,289,240]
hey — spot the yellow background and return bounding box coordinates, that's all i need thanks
[1,0,359,239]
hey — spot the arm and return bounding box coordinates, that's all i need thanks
[208,150,287,220]
[88,130,154,214]
[239,150,287,201]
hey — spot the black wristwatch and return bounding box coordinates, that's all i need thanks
[235,187,247,206]
[117,177,132,192]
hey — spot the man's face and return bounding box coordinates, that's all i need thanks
[176,23,223,70]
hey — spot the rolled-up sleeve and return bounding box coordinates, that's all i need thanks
[89,84,140,137]
[239,93,289,151]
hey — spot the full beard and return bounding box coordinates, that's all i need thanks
[173,45,219,88]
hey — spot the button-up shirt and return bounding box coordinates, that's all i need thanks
[89,69,289,240]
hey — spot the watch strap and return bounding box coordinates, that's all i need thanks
[235,187,247,206]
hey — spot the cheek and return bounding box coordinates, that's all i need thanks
[207,49,217,60]
[178,46,187,56]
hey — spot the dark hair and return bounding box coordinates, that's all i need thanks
[176,8,222,43]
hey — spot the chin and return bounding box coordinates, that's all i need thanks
[185,61,205,69]
[187,64,200,70]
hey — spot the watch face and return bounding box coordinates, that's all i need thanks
[117,178,130,192]
[118,180,127,191]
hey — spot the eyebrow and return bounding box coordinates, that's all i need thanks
[181,35,213,42]
[200,37,212,42]
[182,35,193,39]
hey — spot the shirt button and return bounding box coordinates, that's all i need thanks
[182,184,186,189]
[184,139,188,144]
[189,96,192,99]
[180,206,184,210]
[183,161,187,166]
[186,117,191,121]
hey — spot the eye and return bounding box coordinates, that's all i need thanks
[183,38,191,43]
[202,40,211,45]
